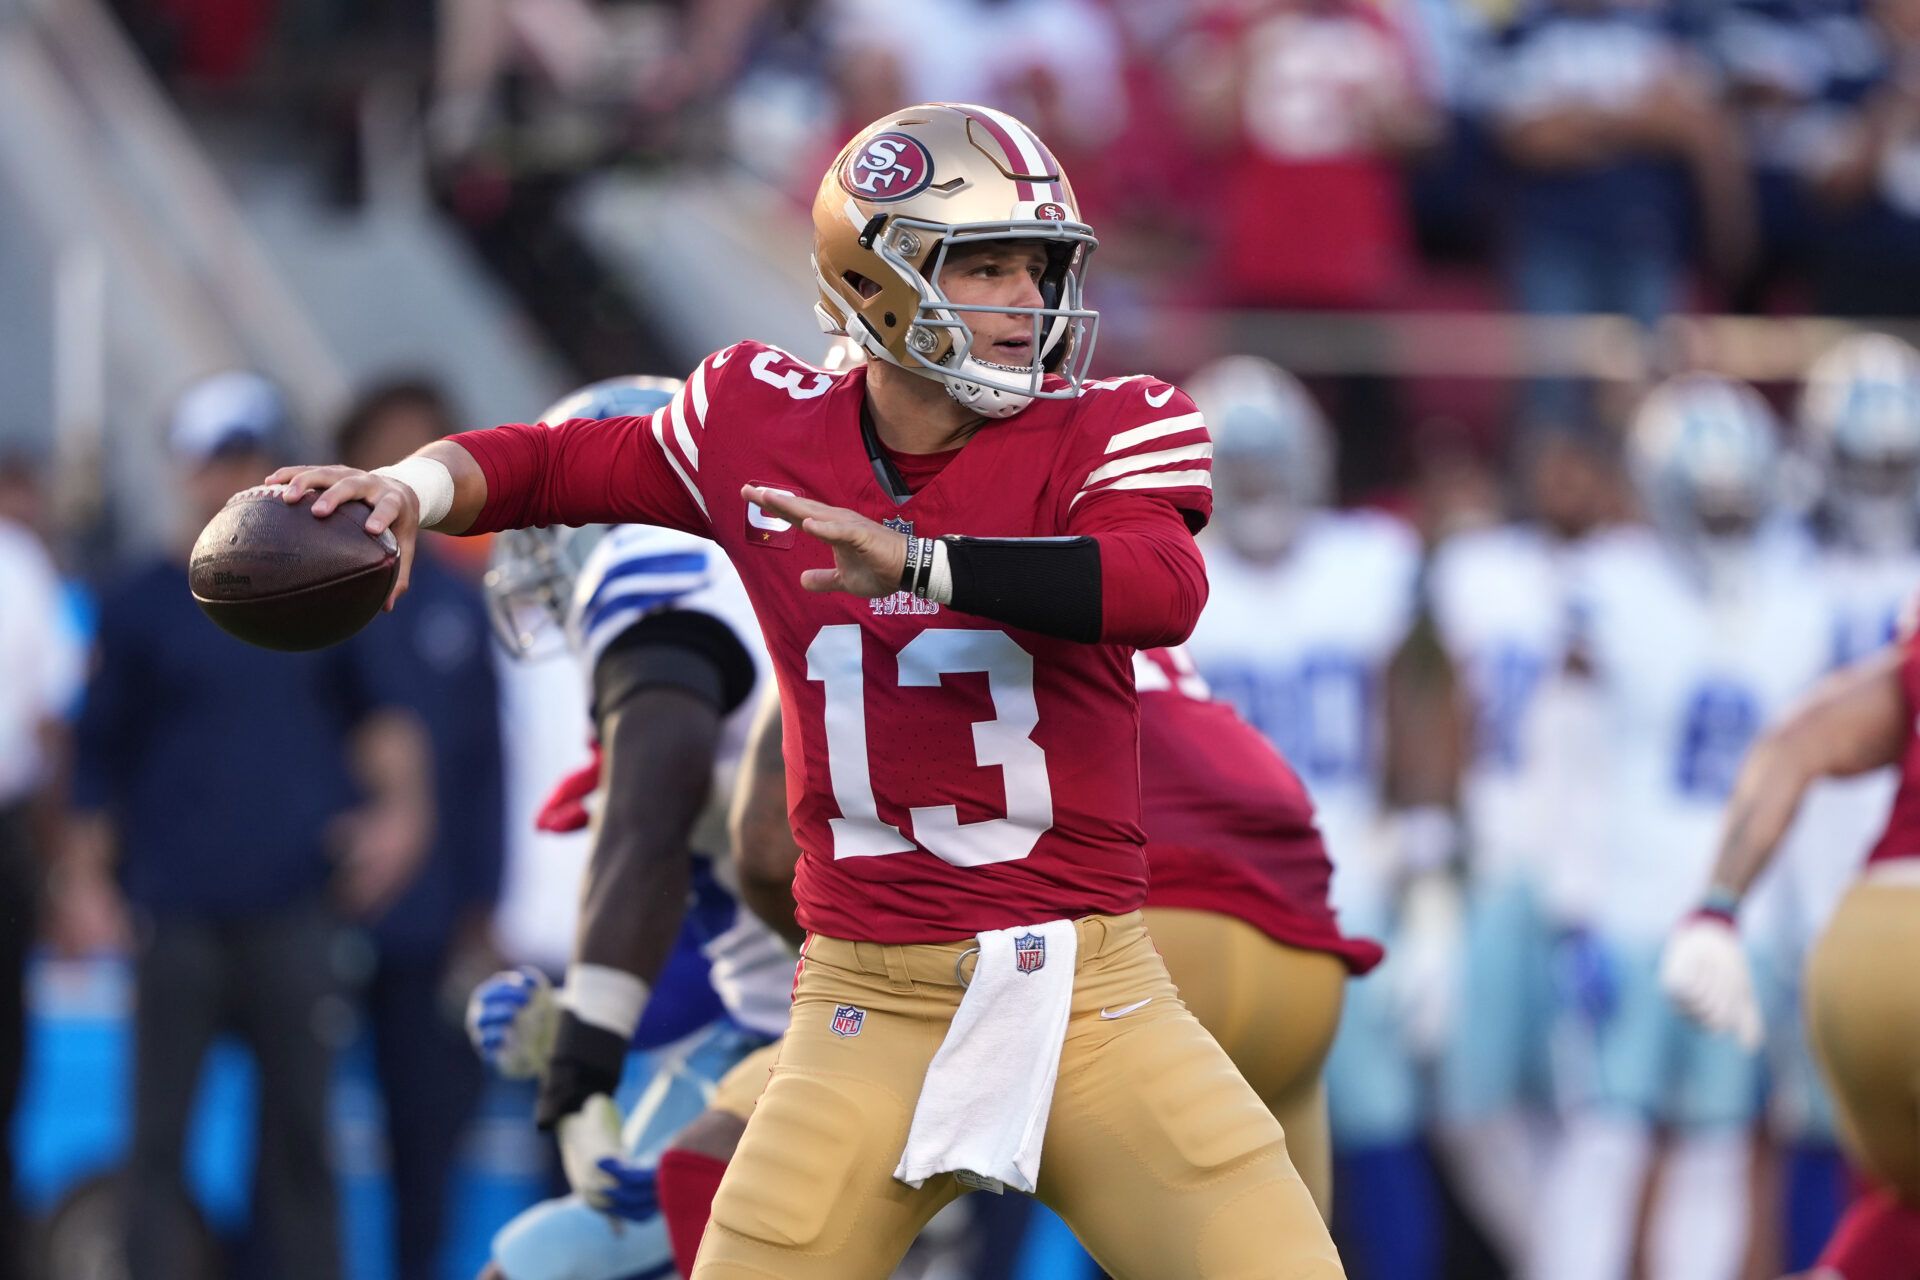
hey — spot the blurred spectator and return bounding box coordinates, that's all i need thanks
[0,502,84,1280]
[816,0,1129,216]
[54,371,430,1280]
[1177,0,1439,308]
[334,378,504,1280]
[1711,0,1840,307]
[1487,0,1753,327]
[1805,0,1920,313]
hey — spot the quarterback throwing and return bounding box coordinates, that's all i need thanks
[270,104,1344,1278]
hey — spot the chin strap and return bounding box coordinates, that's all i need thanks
[944,355,1040,419]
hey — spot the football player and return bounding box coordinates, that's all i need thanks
[461,378,794,1280]
[1532,374,1829,1280]
[1426,428,1617,1266]
[1756,332,1920,1265]
[1660,622,1920,1279]
[271,104,1343,1277]
[1177,355,1439,1277]
[637,644,1383,1275]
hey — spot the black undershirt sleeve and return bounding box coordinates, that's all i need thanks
[941,535,1103,644]
[589,610,757,724]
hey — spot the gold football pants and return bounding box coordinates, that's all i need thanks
[1144,906,1346,1217]
[1806,877,1920,1202]
[692,910,1345,1279]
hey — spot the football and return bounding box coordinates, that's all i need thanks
[189,484,398,651]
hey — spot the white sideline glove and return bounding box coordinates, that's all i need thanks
[1660,915,1762,1050]
[465,966,559,1079]
[1389,872,1463,1061]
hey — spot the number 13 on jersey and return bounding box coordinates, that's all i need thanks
[805,625,1055,868]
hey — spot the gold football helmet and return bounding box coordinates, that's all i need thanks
[811,102,1098,418]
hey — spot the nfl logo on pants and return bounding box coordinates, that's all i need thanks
[831,1004,865,1037]
[1014,933,1047,974]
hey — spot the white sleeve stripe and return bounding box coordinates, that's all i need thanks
[689,358,711,427]
[1082,442,1212,488]
[1105,412,1205,454]
[1069,468,1213,508]
[669,384,701,471]
[651,408,709,519]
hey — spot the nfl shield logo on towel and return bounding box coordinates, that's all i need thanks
[1014,933,1047,974]
[831,1004,865,1037]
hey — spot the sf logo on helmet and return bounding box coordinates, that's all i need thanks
[842,133,934,202]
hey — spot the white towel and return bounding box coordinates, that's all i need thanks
[893,918,1079,1195]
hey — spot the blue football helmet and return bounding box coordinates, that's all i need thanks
[1629,373,1780,546]
[483,377,682,657]
[1801,333,1920,553]
[1185,355,1332,562]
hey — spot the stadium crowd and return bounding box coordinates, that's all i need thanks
[5,0,1920,1278]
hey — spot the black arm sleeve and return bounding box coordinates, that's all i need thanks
[536,1012,630,1130]
[942,535,1103,644]
[589,610,757,725]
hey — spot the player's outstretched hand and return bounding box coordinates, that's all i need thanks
[267,464,421,609]
[743,485,906,597]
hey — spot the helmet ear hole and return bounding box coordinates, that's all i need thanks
[843,271,882,301]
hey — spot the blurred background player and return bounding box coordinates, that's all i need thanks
[1661,598,1920,1279]
[465,377,792,1280]
[1425,426,1619,1269]
[651,644,1384,1278]
[334,378,507,1280]
[1533,373,1828,1280]
[1180,354,1438,1280]
[1748,331,1920,1268]
[54,372,432,1280]
[0,460,84,1280]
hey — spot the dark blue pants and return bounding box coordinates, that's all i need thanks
[367,949,484,1280]
[0,804,33,1280]
[129,901,344,1280]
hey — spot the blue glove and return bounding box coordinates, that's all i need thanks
[1555,928,1617,1027]
[556,1093,658,1222]
[465,966,558,1079]
[594,1154,659,1223]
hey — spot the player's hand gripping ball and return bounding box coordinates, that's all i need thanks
[189,484,397,650]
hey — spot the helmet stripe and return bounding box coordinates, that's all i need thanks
[963,106,1040,200]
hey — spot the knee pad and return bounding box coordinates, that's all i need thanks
[709,1072,893,1251]
[1131,1021,1282,1175]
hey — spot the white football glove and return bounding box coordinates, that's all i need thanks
[556,1093,658,1220]
[465,966,559,1079]
[1660,915,1762,1050]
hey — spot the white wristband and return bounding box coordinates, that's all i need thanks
[372,456,455,529]
[926,538,954,605]
[560,963,650,1038]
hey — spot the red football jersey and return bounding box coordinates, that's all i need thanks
[1135,647,1383,973]
[459,343,1214,941]
[1866,634,1920,866]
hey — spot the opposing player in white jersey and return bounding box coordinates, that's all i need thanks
[1532,374,1829,1280]
[464,378,794,1280]
[1179,356,1438,1278]
[1426,428,1617,1268]
[1760,332,1920,1265]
